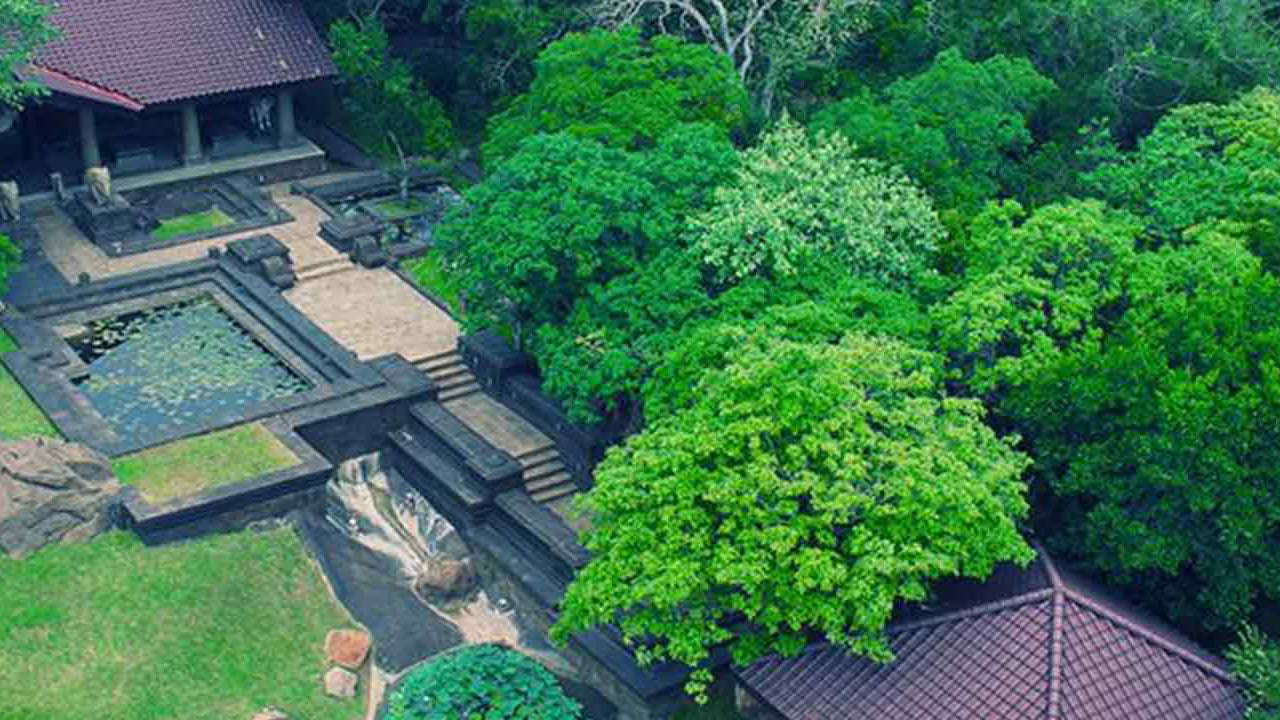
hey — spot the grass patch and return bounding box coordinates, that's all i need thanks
[0,329,59,440]
[150,207,235,241]
[405,248,463,314]
[373,196,431,220]
[111,423,298,504]
[0,529,361,720]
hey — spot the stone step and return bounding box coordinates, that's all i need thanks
[296,260,357,282]
[523,459,566,483]
[413,350,463,374]
[426,364,470,384]
[439,381,481,401]
[436,371,477,392]
[526,470,573,494]
[531,481,577,504]
[517,446,559,468]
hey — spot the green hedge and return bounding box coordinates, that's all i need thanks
[386,644,581,720]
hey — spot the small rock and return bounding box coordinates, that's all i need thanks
[325,628,372,670]
[250,709,288,720]
[324,666,359,699]
[415,558,477,603]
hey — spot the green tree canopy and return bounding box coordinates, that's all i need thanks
[552,332,1031,698]
[386,644,581,720]
[934,199,1143,399]
[440,123,736,343]
[482,27,748,167]
[811,48,1055,213]
[692,117,944,286]
[328,15,453,157]
[0,0,57,110]
[865,0,1280,143]
[1229,625,1280,720]
[1085,87,1280,270]
[1008,233,1280,631]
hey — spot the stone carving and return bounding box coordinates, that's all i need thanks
[50,172,67,203]
[85,166,112,205]
[0,181,18,222]
[250,95,275,135]
[0,437,122,558]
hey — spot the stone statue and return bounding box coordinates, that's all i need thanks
[250,95,275,135]
[85,166,111,206]
[0,181,18,222]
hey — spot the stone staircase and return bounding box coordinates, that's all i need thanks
[413,350,482,401]
[293,257,357,283]
[517,446,576,504]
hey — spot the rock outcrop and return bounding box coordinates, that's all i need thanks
[0,437,122,558]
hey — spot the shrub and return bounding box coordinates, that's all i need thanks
[385,645,582,720]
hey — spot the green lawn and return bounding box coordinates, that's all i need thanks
[0,329,59,440]
[150,207,235,241]
[0,529,361,720]
[405,249,463,314]
[111,423,299,504]
[373,196,431,220]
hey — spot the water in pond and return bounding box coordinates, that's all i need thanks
[69,295,311,440]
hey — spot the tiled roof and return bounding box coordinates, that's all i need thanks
[31,0,335,110]
[736,550,1246,720]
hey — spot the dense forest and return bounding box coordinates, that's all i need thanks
[3,0,1279,714]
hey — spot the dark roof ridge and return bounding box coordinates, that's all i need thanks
[886,587,1055,636]
[1060,587,1235,682]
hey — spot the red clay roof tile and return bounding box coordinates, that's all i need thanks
[32,0,335,109]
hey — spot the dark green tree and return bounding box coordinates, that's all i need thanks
[0,0,57,109]
[439,123,736,345]
[1229,625,1280,720]
[811,48,1056,214]
[482,27,748,167]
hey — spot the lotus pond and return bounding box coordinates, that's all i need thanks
[68,295,310,441]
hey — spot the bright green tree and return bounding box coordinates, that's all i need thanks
[440,123,736,345]
[693,117,943,286]
[552,332,1032,698]
[1229,625,1280,720]
[811,48,1055,213]
[0,0,57,110]
[1085,87,1280,270]
[482,27,748,167]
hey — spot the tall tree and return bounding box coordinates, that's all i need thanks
[1085,87,1280,270]
[440,123,736,345]
[482,27,748,166]
[553,331,1031,699]
[1008,232,1280,632]
[0,0,57,110]
[692,116,943,286]
[811,48,1056,214]
[591,0,880,113]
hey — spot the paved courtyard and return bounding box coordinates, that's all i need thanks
[284,266,459,363]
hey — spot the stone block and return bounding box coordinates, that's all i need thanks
[325,629,372,670]
[352,235,387,268]
[323,666,358,699]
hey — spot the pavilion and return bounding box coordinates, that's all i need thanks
[0,0,336,195]
[735,549,1246,720]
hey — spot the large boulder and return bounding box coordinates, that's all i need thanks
[0,437,122,558]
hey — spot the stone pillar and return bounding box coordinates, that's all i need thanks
[276,87,298,148]
[180,103,204,165]
[77,107,101,169]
